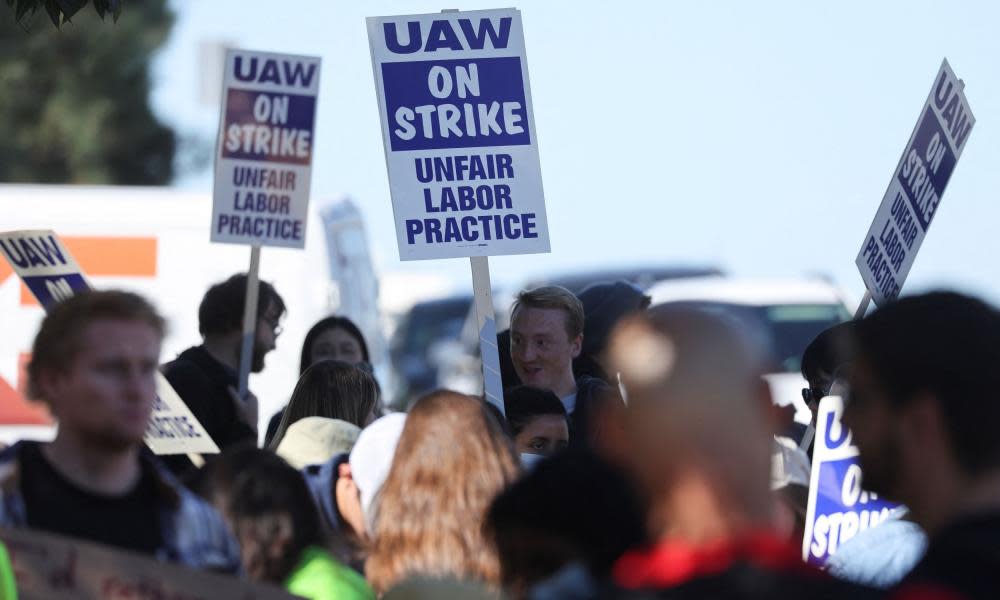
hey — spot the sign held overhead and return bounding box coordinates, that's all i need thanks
[856,59,975,306]
[212,49,322,249]
[368,9,550,260]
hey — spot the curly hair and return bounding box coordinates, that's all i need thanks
[365,390,518,594]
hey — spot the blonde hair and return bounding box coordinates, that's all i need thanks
[365,391,518,594]
[510,285,584,340]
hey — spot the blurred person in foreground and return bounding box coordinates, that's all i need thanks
[843,291,1000,599]
[574,280,651,384]
[487,450,647,599]
[198,444,373,599]
[265,315,374,445]
[269,360,380,466]
[509,286,615,448]
[504,386,569,469]
[0,291,239,571]
[302,412,407,569]
[599,305,878,599]
[162,273,285,473]
[366,390,519,595]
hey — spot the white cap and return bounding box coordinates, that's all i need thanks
[349,412,407,526]
[275,417,361,470]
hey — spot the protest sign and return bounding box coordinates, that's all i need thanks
[367,8,550,261]
[212,49,321,249]
[0,527,296,600]
[856,59,975,307]
[0,230,219,456]
[802,396,898,567]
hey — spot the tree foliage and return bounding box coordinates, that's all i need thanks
[0,0,176,184]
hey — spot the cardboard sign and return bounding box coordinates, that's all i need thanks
[212,50,322,249]
[0,230,219,456]
[802,396,898,567]
[856,59,975,306]
[368,9,550,260]
[0,527,296,600]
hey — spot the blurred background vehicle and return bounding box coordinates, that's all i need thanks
[388,293,472,409]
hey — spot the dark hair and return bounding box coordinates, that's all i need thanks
[198,444,324,583]
[504,386,567,438]
[800,320,856,387]
[852,291,1000,475]
[299,316,370,375]
[486,450,647,595]
[28,290,165,400]
[268,360,379,449]
[198,273,285,337]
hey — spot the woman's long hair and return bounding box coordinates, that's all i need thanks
[365,390,518,594]
[268,360,379,449]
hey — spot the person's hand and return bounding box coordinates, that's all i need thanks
[228,386,259,435]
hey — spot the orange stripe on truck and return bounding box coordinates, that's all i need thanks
[19,236,158,306]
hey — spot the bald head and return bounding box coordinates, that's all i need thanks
[608,305,774,537]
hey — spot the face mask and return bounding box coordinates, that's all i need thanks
[520,452,546,470]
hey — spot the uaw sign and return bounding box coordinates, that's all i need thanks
[212,50,321,249]
[368,9,550,260]
[0,230,219,456]
[802,396,898,567]
[856,59,975,306]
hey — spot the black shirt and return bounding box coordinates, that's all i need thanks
[20,442,163,556]
[161,345,257,476]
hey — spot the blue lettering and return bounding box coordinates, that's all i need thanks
[234,56,257,82]
[406,219,423,244]
[384,21,422,54]
[824,410,850,450]
[933,71,953,110]
[425,20,464,52]
[458,17,512,50]
[282,61,317,88]
[258,59,281,84]
[32,236,67,266]
[0,239,28,268]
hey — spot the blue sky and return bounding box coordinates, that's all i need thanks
[152,0,1000,306]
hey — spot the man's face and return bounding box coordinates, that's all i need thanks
[252,301,282,373]
[509,306,581,393]
[42,319,161,450]
[843,361,903,498]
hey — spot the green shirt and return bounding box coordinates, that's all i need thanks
[285,546,373,600]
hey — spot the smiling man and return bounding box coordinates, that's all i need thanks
[509,285,612,448]
[0,290,239,571]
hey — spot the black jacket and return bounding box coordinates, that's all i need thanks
[570,375,617,450]
[160,346,257,474]
[892,512,1000,600]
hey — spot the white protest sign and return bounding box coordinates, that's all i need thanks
[212,50,321,249]
[802,396,898,566]
[368,9,550,260]
[0,527,296,600]
[856,59,975,306]
[0,230,219,456]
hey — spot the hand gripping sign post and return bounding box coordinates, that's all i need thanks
[802,396,898,567]
[0,230,219,458]
[368,8,551,413]
[854,59,975,316]
[211,49,321,398]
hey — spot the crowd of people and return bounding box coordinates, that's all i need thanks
[0,273,997,600]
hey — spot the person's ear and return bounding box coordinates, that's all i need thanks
[570,334,583,359]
